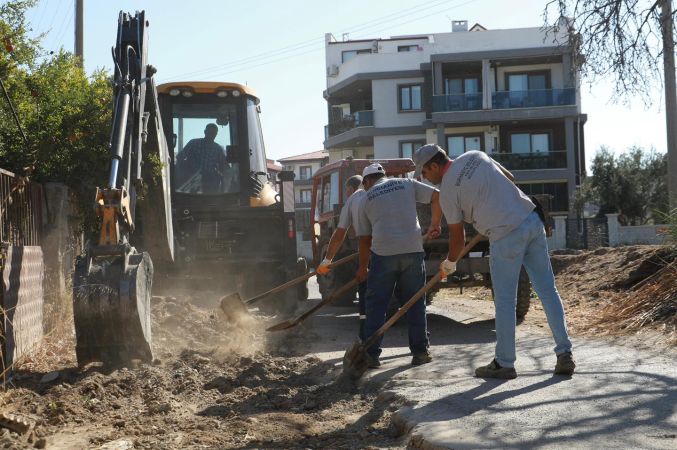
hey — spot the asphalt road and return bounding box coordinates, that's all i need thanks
[297,279,677,450]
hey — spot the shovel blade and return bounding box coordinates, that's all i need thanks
[265,319,297,332]
[219,292,250,322]
[340,341,369,382]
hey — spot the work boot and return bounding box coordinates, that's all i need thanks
[366,354,381,369]
[474,359,517,379]
[554,352,576,376]
[411,350,432,366]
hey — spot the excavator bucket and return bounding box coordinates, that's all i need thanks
[73,246,153,367]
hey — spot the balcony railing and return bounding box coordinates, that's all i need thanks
[325,110,374,138]
[492,88,576,109]
[490,150,568,170]
[432,93,483,112]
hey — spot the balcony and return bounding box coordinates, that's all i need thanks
[325,110,374,138]
[432,93,483,112]
[492,88,575,109]
[491,150,568,170]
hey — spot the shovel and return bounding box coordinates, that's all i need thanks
[340,234,484,383]
[266,278,360,332]
[220,252,359,319]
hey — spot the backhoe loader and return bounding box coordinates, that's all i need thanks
[73,11,304,367]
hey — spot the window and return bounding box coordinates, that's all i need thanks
[171,102,240,195]
[341,49,371,63]
[400,140,425,159]
[510,132,550,153]
[506,71,550,91]
[444,77,481,94]
[299,165,312,180]
[299,189,312,203]
[398,45,419,52]
[446,134,482,158]
[399,84,422,111]
[516,182,569,212]
[319,172,340,214]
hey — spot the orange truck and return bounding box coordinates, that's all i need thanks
[309,157,534,319]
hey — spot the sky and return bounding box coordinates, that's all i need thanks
[22,0,669,166]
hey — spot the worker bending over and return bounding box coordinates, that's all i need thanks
[414,144,575,379]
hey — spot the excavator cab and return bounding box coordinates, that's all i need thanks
[156,83,302,307]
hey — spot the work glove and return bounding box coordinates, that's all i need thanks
[316,258,332,275]
[440,258,457,276]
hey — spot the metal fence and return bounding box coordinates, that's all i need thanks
[0,168,44,382]
[0,168,43,246]
[566,218,609,250]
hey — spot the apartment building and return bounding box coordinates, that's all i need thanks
[278,150,329,258]
[323,20,586,216]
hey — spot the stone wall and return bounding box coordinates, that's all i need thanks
[41,183,83,332]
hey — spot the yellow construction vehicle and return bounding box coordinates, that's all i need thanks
[73,11,304,367]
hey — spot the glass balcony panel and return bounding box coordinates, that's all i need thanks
[432,93,483,111]
[492,88,576,109]
[491,150,568,170]
[326,110,374,138]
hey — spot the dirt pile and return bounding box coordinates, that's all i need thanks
[2,296,406,449]
[551,245,677,342]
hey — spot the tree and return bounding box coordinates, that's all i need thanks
[576,146,668,224]
[0,0,111,230]
[545,0,677,209]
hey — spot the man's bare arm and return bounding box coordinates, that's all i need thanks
[324,228,347,261]
[447,222,466,261]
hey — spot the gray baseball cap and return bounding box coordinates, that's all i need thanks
[413,144,446,177]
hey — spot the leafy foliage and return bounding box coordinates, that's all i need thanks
[0,0,111,231]
[575,146,669,224]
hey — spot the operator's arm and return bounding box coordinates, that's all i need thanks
[357,235,372,282]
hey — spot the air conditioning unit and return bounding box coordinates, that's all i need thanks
[327,64,339,77]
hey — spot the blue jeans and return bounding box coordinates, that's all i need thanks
[490,211,573,368]
[364,252,429,357]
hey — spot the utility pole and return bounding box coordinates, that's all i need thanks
[661,0,677,208]
[75,0,84,66]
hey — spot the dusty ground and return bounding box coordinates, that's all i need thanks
[0,244,674,449]
[1,294,407,449]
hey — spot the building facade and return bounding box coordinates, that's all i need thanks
[323,20,586,216]
[278,150,329,258]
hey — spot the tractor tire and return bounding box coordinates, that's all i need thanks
[516,268,531,324]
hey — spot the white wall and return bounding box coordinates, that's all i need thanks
[373,78,426,127]
[374,135,426,159]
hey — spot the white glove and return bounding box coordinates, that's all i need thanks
[440,259,457,276]
[317,258,332,275]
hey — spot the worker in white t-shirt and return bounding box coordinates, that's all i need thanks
[413,144,575,379]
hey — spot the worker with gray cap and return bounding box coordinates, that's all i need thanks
[317,174,368,340]
[413,144,574,379]
[354,162,442,368]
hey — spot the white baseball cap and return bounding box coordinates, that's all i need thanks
[362,163,385,177]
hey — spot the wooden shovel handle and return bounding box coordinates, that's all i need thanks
[362,234,485,350]
[294,278,360,325]
[246,253,358,305]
